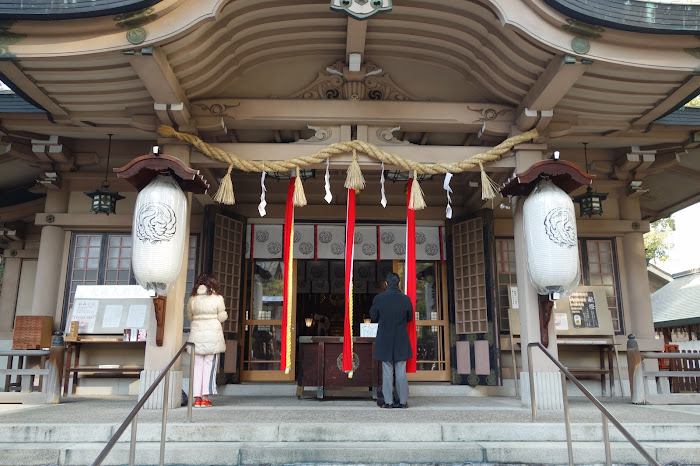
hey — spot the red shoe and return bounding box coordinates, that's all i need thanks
[194,398,203,408]
[201,399,213,407]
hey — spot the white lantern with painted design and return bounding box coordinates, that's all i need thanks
[523,179,580,296]
[131,174,188,296]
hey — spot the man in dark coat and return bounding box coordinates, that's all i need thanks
[370,272,414,408]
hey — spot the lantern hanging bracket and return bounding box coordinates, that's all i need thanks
[499,159,594,197]
[114,153,210,194]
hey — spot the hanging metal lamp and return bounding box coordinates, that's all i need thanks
[84,134,125,215]
[573,143,607,217]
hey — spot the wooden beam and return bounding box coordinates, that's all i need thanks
[191,99,514,132]
[635,75,700,127]
[516,55,589,119]
[128,46,188,106]
[0,61,68,116]
[346,18,367,62]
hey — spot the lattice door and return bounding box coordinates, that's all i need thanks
[212,213,245,332]
[450,214,501,386]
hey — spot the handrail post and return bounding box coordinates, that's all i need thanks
[626,335,644,404]
[602,413,612,466]
[128,414,138,466]
[160,368,170,466]
[561,372,573,466]
[528,342,661,466]
[188,344,195,423]
[527,343,537,421]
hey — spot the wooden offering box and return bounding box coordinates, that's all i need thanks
[297,336,380,399]
[12,316,53,350]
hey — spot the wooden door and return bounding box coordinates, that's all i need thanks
[397,260,451,382]
[240,259,297,381]
[202,206,246,380]
[449,211,501,386]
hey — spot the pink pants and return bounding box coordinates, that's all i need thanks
[192,354,218,398]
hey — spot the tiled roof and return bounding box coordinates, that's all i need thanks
[0,91,45,113]
[652,270,700,326]
[655,106,700,126]
[0,0,161,20]
[545,0,700,34]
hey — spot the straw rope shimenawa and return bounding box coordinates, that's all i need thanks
[157,125,538,209]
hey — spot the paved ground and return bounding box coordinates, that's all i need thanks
[2,393,700,426]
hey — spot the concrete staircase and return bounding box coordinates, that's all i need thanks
[1,418,700,464]
[0,388,699,465]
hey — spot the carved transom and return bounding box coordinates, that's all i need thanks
[288,61,414,101]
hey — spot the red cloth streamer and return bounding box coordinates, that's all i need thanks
[405,179,418,373]
[280,178,295,372]
[343,188,356,373]
[314,224,318,261]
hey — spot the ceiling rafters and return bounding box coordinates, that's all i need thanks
[129,46,191,127]
[0,61,68,117]
[515,55,589,131]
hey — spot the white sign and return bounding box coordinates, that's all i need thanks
[126,304,147,328]
[72,299,99,332]
[102,305,123,328]
[360,323,378,338]
[509,286,519,309]
[75,285,155,300]
[554,313,569,331]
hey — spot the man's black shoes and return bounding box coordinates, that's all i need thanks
[379,403,393,408]
[392,402,408,409]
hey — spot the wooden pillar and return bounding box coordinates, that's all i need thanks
[511,143,562,410]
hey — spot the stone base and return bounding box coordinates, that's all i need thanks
[520,371,563,410]
[138,370,182,409]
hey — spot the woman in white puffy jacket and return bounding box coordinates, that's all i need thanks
[187,273,227,407]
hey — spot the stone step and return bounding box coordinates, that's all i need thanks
[1,422,699,444]
[1,440,698,465]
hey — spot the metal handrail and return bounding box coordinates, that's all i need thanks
[92,341,196,466]
[527,342,659,466]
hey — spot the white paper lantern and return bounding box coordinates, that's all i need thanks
[131,175,188,296]
[523,179,580,296]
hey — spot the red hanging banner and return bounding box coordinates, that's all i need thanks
[343,188,356,375]
[280,178,295,373]
[405,179,418,373]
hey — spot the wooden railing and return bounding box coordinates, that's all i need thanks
[627,335,700,404]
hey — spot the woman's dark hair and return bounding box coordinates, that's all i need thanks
[191,273,221,296]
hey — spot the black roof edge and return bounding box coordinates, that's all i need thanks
[0,0,162,21]
[648,85,700,130]
[654,317,700,328]
[544,0,700,35]
[0,71,53,123]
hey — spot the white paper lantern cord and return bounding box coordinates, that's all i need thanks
[523,179,580,297]
[131,174,188,296]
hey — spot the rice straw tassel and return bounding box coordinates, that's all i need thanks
[408,170,427,211]
[344,149,366,192]
[479,162,499,201]
[292,168,308,207]
[213,164,235,205]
